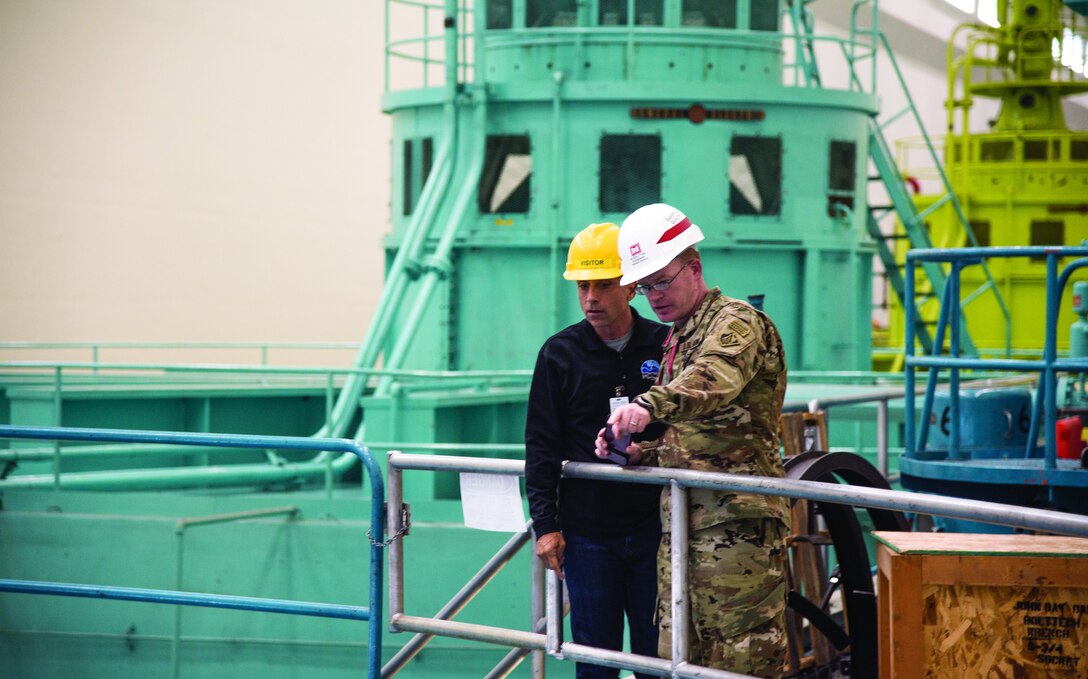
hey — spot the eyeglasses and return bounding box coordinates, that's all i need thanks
[634,262,689,296]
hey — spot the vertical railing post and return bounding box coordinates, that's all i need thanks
[530,542,546,678]
[172,525,186,679]
[384,0,391,92]
[949,261,963,459]
[387,452,405,622]
[52,366,63,490]
[325,373,335,497]
[905,257,916,456]
[877,397,889,478]
[325,373,335,432]
[919,276,954,453]
[669,480,689,670]
[545,570,563,655]
[367,446,386,679]
[1044,252,1059,469]
[422,3,430,87]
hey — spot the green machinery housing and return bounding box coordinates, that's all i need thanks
[364,0,930,480]
[381,0,886,379]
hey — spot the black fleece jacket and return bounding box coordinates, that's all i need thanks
[525,309,668,538]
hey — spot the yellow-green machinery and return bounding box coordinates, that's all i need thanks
[882,0,1088,534]
[886,0,1088,362]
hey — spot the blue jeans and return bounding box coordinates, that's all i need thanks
[562,521,660,679]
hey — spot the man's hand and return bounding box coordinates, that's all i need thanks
[534,531,566,578]
[608,402,651,438]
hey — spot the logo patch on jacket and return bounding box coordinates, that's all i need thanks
[641,360,660,380]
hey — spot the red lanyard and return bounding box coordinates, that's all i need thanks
[661,328,678,384]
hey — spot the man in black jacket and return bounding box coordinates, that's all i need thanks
[525,222,668,679]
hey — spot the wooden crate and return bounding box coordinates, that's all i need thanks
[780,411,828,457]
[875,531,1088,677]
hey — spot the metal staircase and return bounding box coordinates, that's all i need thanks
[787,0,1013,359]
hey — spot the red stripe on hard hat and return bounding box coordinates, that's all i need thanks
[656,217,692,244]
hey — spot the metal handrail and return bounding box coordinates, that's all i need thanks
[380,524,535,677]
[385,0,890,95]
[384,450,1088,678]
[0,362,530,492]
[904,246,1088,465]
[0,358,1042,485]
[386,0,475,92]
[0,341,359,366]
[0,424,387,679]
[0,360,532,380]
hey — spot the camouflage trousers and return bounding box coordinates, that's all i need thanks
[656,516,789,678]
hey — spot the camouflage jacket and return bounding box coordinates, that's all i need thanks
[638,288,790,528]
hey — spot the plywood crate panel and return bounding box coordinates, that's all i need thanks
[874,531,1088,678]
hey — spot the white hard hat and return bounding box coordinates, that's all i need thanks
[617,203,705,285]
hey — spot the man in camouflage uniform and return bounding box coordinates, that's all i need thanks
[595,203,791,678]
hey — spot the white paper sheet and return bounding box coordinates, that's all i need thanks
[459,472,527,532]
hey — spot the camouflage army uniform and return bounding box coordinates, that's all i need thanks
[636,288,790,678]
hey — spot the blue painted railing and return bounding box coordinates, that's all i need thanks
[904,246,1088,467]
[0,424,386,678]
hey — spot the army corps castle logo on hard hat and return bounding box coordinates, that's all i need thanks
[618,204,705,285]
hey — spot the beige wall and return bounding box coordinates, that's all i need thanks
[0,0,389,361]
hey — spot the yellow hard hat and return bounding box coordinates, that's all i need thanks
[563,222,624,280]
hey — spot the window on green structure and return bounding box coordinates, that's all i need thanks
[682,0,737,27]
[479,135,532,214]
[750,0,780,31]
[968,220,991,247]
[402,137,434,216]
[527,0,578,27]
[599,135,662,213]
[1072,140,1088,161]
[729,136,782,216]
[487,0,513,29]
[827,140,857,218]
[604,0,661,25]
[1030,220,1064,261]
[599,0,664,26]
